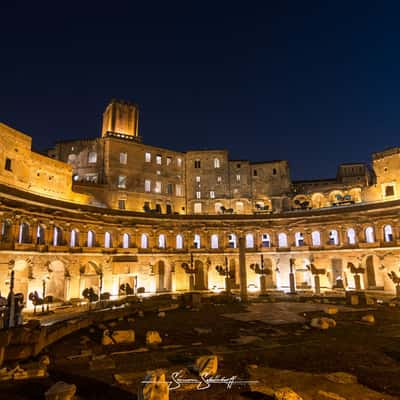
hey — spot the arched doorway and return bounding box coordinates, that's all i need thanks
[194,260,207,290]
[365,255,376,288]
[331,258,344,288]
[46,261,66,301]
[156,260,166,292]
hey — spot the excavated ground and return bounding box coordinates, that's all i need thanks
[1,296,400,399]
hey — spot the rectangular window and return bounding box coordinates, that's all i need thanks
[145,152,151,162]
[196,176,201,182]
[4,158,12,171]
[177,158,182,167]
[210,191,215,199]
[167,183,173,195]
[156,155,162,165]
[120,152,127,164]
[196,191,201,199]
[236,174,241,182]
[194,160,201,168]
[88,151,97,163]
[166,156,172,166]
[217,176,222,184]
[118,199,126,210]
[118,175,127,189]
[253,169,258,176]
[145,179,151,192]
[176,184,183,197]
[155,181,162,193]
[194,203,202,214]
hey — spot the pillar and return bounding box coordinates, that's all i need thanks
[314,274,321,295]
[239,236,248,301]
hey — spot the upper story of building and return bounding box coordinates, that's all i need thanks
[1,98,400,216]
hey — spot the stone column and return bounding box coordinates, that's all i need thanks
[238,236,248,302]
[314,274,321,294]
[289,258,296,294]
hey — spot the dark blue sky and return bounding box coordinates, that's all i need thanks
[1,1,399,180]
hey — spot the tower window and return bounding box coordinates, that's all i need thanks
[118,199,126,210]
[167,183,173,194]
[166,156,172,166]
[196,176,201,182]
[156,155,162,165]
[385,185,395,197]
[4,158,12,171]
[272,168,277,175]
[155,181,162,193]
[210,191,215,199]
[145,152,151,162]
[145,179,151,192]
[196,191,201,199]
[253,169,258,176]
[236,174,241,182]
[214,158,220,168]
[194,160,201,168]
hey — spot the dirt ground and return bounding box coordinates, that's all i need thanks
[2,296,400,399]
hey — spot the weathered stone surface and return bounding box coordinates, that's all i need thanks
[102,329,135,345]
[158,304,179,312]
[138,369,169,400]
[325,372,358,384]
[39,354,50,367]
[89,355,116,370]
[146,331,162,347]
[317,390,346,400]
[361,314,375,324]
[310,318,329,330]
[193,327,212,335]
[157,311,166,318]
[45,381,76,400]
[195,355,218,377]
[138,310,144,317]
[274,387,303,399]
[325,307,338,315]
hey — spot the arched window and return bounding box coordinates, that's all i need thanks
[176,234,183,249]
[141,233,148,249]
[311,231,321,246]
[1,220,12,242]
[53,226,63,246]
[329,230,339,245]
[278,232,288,248]
[365,226,375,243]
[87,230,95,247]
[18,223,30,244]
[211,234,219,249]
[158,234,166,248]
[295,232,305,246]
[228,233,237,248]
[214,158,220,168]
[215,202,223,213]
[122,233,130,248]
[261,233,271,247]
[194,234,201,249]
[347,228,356,245]
[70,229,79,247]
[36,225,45,245]
[245,233,254,248]
[104,232,112,248]
[384,225,393,242]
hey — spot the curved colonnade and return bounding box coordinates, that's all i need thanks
[1,184,399,309]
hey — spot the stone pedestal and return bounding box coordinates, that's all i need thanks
[314,275,321,295]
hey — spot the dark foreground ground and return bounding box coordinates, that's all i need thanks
[2,296,400,399]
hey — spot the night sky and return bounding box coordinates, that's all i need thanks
[1,2,400,180]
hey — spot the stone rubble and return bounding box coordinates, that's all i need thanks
[45,381,77,400]
[102,329,135,345]
[146,331,162,347]
[137,369,169,400]
[195,355,218,377]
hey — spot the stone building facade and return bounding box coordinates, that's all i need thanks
[1,99,400,308]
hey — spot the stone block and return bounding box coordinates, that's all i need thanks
[102,329,135,345]
[274,387,303,399]
[138,369,169,400]
[45,381,76,400]
[146,331,162,347]
[195,355,218,377]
